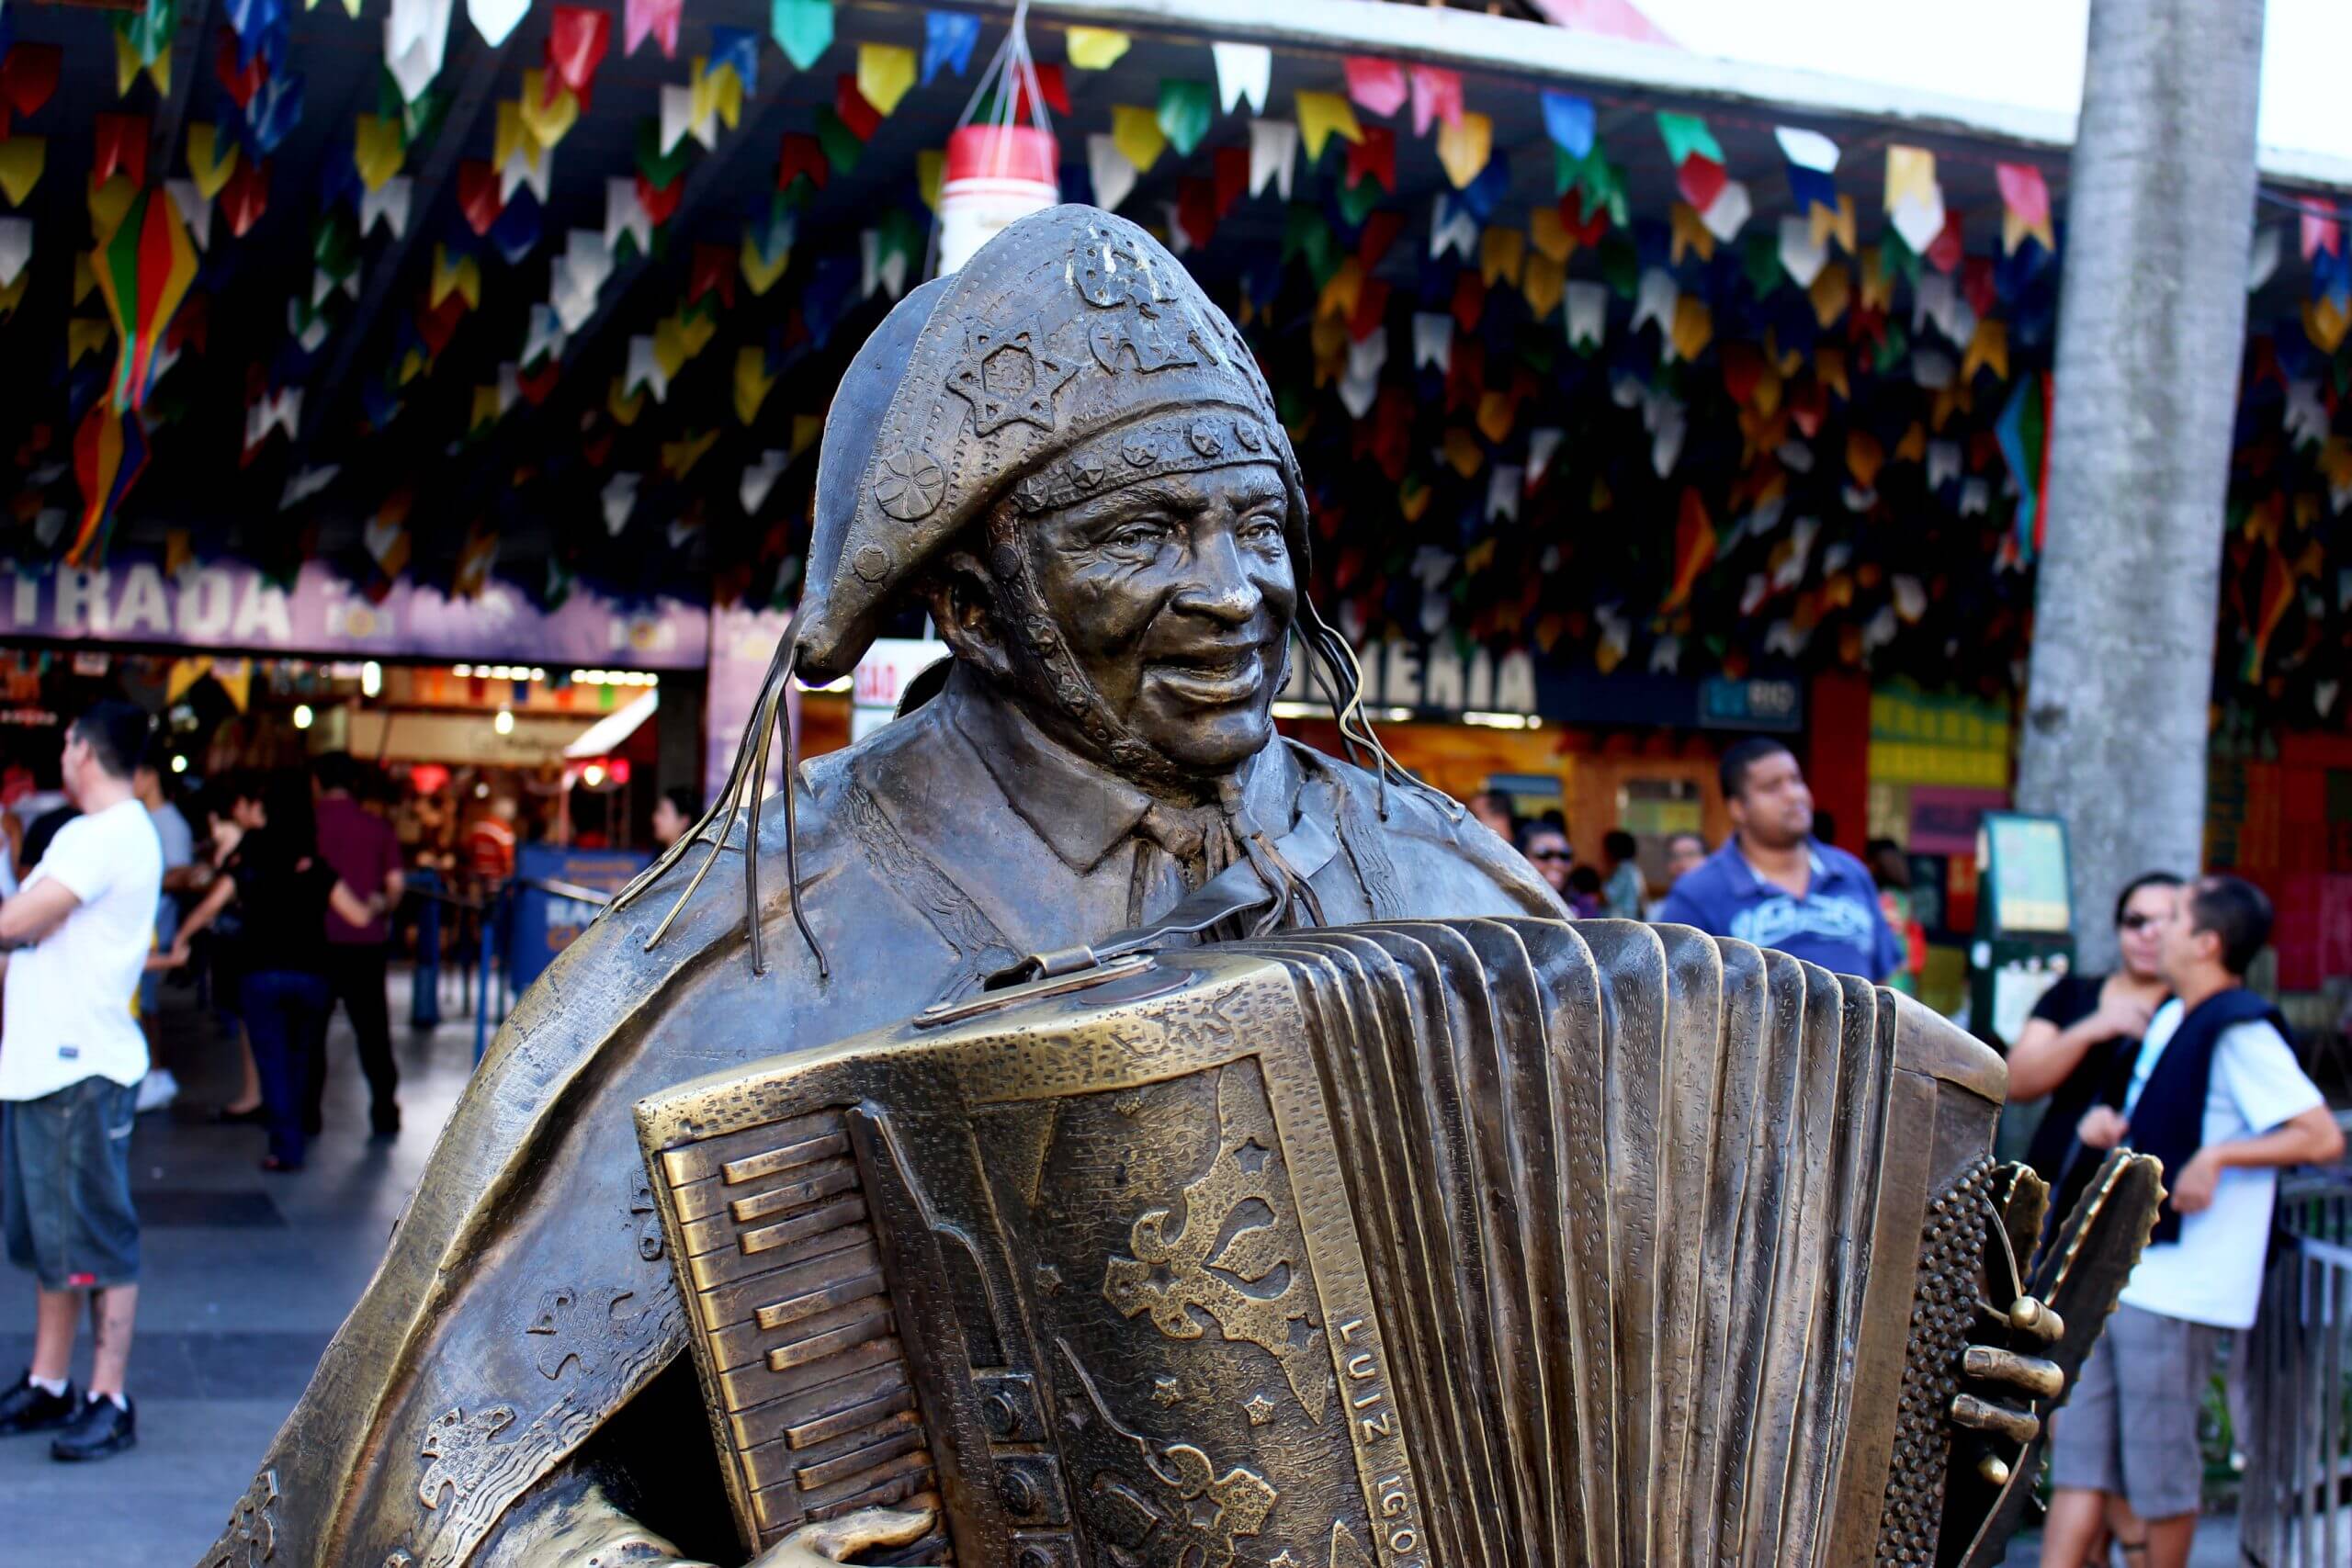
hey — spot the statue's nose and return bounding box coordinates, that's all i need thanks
[1172,530,1261,626]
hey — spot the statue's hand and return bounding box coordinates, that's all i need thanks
[747,1499,939,1567]
[1948,1296,2066,1479]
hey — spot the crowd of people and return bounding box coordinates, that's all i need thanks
[0,706,417,1464]
[1464,740,2346,1568]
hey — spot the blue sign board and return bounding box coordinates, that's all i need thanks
[509,843,651,992]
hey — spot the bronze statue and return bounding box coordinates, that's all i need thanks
[199,208,2154,1568]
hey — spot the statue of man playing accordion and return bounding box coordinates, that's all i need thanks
[202,209,2132,1568]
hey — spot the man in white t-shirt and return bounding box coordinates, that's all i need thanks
[132,752,197,1114]
[0,703,164,1463]
[2041,875,2346,1568]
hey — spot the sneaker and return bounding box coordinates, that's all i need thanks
[0,1372,77,1435]
[135,1068,180,1114]
[369,1102,401,1139]
[50,1393,135,1461]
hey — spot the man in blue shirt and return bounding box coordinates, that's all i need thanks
[1656,737,1904,982]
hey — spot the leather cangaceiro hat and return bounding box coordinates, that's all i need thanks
[791,205,1310,683]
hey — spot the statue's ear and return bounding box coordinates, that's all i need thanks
[917,547,1014,683]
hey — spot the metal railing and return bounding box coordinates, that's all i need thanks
[392,871,615,1063]
[2241,1169,2352,1566]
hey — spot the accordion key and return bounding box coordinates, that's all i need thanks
[636,919,2149,1567]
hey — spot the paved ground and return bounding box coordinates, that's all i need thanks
[0,972,477,1565]
[0,974,2254,1566]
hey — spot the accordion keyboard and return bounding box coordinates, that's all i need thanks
[654,1107,948,1560]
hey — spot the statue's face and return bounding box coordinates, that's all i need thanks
[1023,461,1295,775]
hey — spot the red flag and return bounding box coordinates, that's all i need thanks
[832,74,881,141]
[1343,125,1395,194]
[545,6,611,101]
[1213,144,1248,220]
[457,160,503,235]
[94,112,150,188]
[220,159,270,236]
[213,28,265,109]
[1665,487,1716,611]
[776,132,827,191]
[0,42,61,119]
[688,243,734,307]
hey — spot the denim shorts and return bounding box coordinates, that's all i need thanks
[2,1075,141,1291]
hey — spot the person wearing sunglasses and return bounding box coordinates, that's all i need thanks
[2006,872,2184,1214]
[1520,823,1574,901]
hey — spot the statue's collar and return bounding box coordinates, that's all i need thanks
[942,666,1298,874]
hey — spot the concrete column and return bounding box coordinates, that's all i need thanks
[2014,0,2265,969]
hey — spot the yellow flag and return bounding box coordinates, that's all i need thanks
[1962,319,2009,383]
[469,385,503,431]
[2304,295,2351,355]
[740,231,789,296]
[1442,426,1483,478]
[493,101,529,170]
[733,346,775,424]
[518,70,580,148]
[1399,479,1433,524]
[69,317,115,366]
[1316,257,1363,322]
[856,43,917,116]
[1294,91,1363,159]
[1809,265,1850,329]
[1893,422,1927,463]
[1478,226,1523,288]
[1669,297,1712,361]
[87,175,137,244]
[917,149,944,210]
[1528,207,1573,264]
[210,659,252,713]
[790,413,824,458]
[356,114,406,191]
[1883,145,1938,210]
[662,429,718,478]
[1476,389,1516,445]
[165,658,213,705]
[1112,105,1167,174]
[1436,111,1491,190]
[430,245,481,310]
[1857,246,1893,312]
[1810,193,1855,255]
[1668,202,1713,264]
[186,124,237,200]
[693,56,744,130]
[1521,253,1565,320]
[0,137,47,207]
[607,378,647,425]
[74,251,97,305]
[1065,26,1131,69]
[1815,345,1849,400]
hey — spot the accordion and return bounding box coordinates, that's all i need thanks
[635,918,2159,1568]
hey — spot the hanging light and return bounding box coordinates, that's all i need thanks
[581,762,607,787]
[493,707,514,736]
[360,660,383,697]
[293,704,314,730]
[169,755,188,774]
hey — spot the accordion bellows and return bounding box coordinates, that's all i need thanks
[637,918,2014,1567]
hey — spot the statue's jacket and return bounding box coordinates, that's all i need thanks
[206,670,1557,1568]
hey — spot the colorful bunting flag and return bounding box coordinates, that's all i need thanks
[1159,79,1213,157]
[857,43,915,116]
[772,0,833,71]
[1342,57,1405,118]
[922,11,978,85]
[1212,41,1270,114]
[1065,26,1130,70]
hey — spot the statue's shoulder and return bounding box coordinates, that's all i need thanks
[1283,739,1564,918]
